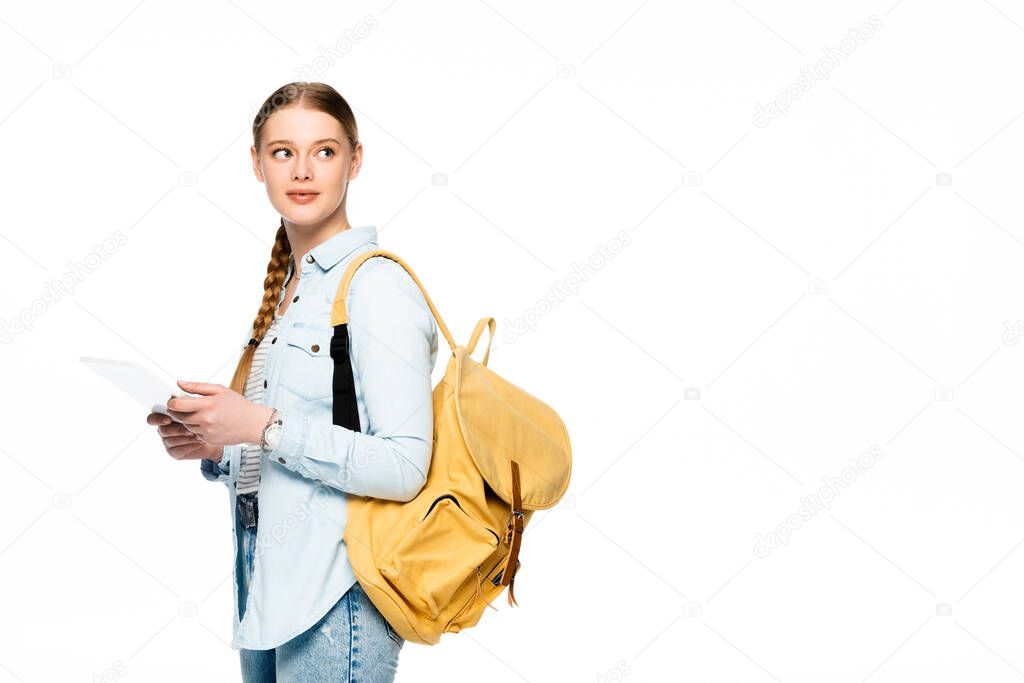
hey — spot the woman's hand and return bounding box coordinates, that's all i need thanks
[164,380,274,448]
[146,411,223,461]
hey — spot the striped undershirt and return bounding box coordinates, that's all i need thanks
[235,311,282,495]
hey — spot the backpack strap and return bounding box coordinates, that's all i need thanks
[465,317,495,366]
[330,249,456,353]
[329,324,361,430]
[328,249,456,430]
[500,459,524,607]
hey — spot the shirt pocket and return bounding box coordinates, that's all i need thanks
[279,323,334,401]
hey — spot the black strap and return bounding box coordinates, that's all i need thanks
[329,324,361,431]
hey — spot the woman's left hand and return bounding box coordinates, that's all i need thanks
[165,380,273,447]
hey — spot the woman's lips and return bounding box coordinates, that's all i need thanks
[286,192,320,205]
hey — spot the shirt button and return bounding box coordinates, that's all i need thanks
[306,254,314,263]
[271,337,277,344]
[311,344,320,352]
[293,295,299,302]
[263,379,268,388]
[278,457,286,464]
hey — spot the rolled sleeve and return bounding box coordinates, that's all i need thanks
[268,258,438,503]
[200,444,236,484]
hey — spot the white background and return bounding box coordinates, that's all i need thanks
[1,1,1023,681]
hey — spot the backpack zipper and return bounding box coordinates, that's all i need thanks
[422,494,500,545]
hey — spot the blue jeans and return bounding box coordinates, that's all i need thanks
[235,493,405,682]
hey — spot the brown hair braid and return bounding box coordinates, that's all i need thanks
[228,81,360,395]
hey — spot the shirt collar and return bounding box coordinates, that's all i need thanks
[286,225,377,280]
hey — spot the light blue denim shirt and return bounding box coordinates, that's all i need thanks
[200,225,439,650]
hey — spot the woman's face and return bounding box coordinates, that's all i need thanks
[250,105,362,227]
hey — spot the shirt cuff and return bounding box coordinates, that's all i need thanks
[266,410,310,474]
[265,408,427,501]
[200,445,234,482]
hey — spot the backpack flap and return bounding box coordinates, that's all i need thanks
[454,346,572,511]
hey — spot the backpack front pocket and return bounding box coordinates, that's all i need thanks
[380,495,499,620]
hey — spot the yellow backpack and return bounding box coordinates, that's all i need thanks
[328,249,572,645]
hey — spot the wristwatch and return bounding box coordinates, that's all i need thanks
[260,409,283,451]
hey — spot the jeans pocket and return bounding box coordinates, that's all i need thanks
[353,580,405,649]
[384,619,404,647]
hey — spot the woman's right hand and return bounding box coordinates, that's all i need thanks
[146,411,223,462]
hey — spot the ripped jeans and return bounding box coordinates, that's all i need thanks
[235,492,405,682]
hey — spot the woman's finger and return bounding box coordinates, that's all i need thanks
[157,423,192,438]
[166,413,202,432]
[167,413,202,431]
[163,434,202,448]
[167,440,206,460]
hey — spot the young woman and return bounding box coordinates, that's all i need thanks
[146,82,439,681]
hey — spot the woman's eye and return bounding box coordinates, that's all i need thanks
[270,147,333,159]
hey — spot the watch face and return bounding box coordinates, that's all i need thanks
[265,423,283,449]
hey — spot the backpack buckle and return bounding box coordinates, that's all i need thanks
[505,510,524,544]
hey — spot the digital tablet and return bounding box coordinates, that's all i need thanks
[80,356,187,423]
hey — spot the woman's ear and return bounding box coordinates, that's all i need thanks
[250,145,264,183]
[348,141,363,181]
